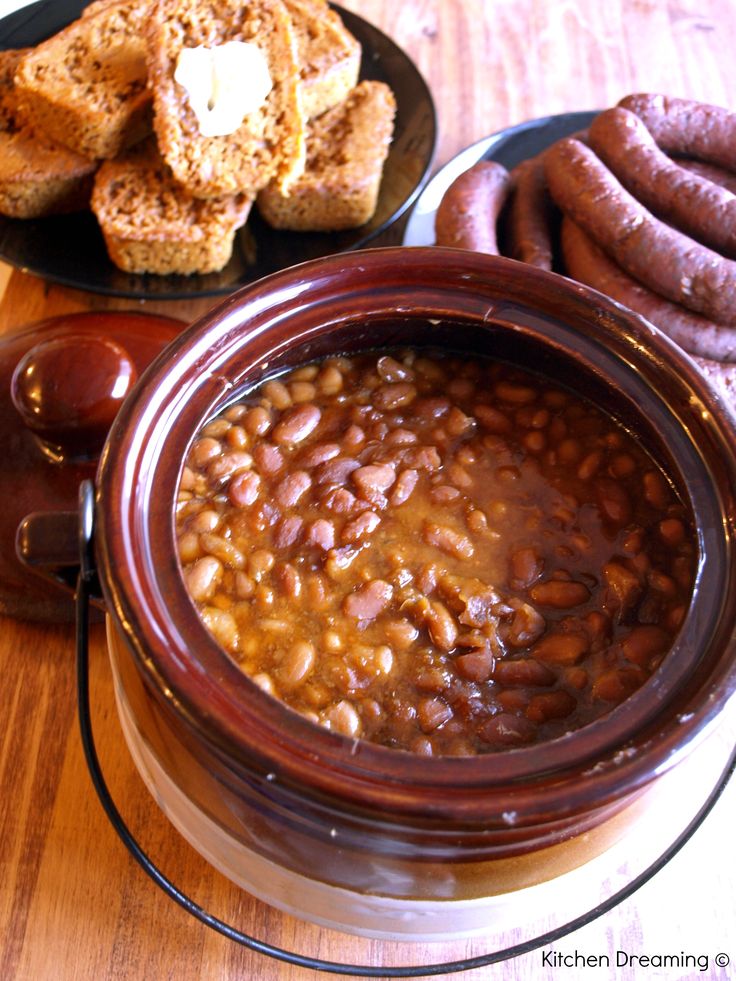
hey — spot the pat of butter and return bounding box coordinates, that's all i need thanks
[174,41,272,138]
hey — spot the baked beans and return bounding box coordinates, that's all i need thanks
[175,350,696,755]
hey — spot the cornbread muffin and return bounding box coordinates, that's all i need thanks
[13,0,152,160]
[146,0,306,199]
[90,139,252,274]
[0,48,97,218]
[284,0,361,118]
[257,80,396,231]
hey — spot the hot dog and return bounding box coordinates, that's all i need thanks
[618,94,736,170]
[434,160,511,254]
[506,156,555,270]
[560,218,736,362]
[589,107,736,256]
[544,136,736,326]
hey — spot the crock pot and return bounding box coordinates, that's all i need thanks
[18,247,736,941]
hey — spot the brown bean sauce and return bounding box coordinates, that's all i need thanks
[175,350,696,755]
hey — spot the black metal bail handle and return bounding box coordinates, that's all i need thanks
[73,479,736,978]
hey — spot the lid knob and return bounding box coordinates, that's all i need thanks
[11,333,138,461]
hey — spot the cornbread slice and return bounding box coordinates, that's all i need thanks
[257,80,396,231]
[0,48,97,218]
[90,139,252,274]
[13,0,152,160]
[146,0,306,199]
[284,0,361,118]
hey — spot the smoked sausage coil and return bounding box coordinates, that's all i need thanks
[589,107,736,257]
[544,136,736,326]
[560,218,736,363]
[674,157,736,196]
[618,94,736,170]
[506,156,555,270]
[434,160,511,254]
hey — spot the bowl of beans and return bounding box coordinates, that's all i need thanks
[89,246,736,940]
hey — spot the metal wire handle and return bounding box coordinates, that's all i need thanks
[74,479,736,978]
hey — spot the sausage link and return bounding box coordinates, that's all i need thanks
[589,107,736,256]
[618,93,736,169]
[434,160,511,254]
[506,155,555,269]
[545,136,736,325]
[561,218,736,362]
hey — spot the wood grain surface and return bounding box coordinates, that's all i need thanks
[1,2,735,980]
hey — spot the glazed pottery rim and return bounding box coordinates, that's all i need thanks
[95,247,736,824]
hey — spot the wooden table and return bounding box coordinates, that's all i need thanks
[2,2,735,979]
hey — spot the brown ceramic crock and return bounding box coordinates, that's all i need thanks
[23,247,736,939]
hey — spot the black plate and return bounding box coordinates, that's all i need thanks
[0,0,436,299]
[403,110,597,247]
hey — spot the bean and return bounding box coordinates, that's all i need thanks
[322,487,359,513]
[430,485,462,505]
[417,697,453,733]
[423,522,474,560]
[479,713,535,746]
[530,580,590,608]
[341,510,381,543]
[602,561,642,612]
[322,700,362,737]
[306,518,336,550]
[248,549,274,578]
[207,451,253,484]
[342,425,365,450]
[200,607,239,653]
[352,463,396,499]
[374,382,417,410]
[188,509,221,533]
[200,533,245,570]
[272,404,321,444]
[178,532,200,564]
[274,515,303,548]
[202,418,231,438]
[385,428,418,447]
[495,381,537,404]
[225,425,248,450]
[384,619,419,650]
[474,404,511,433]
[592,666,646,703]
[190,436,221,467]
[289,364,319,382]
[377,355,414,383]
[577,450,603,481]
[531,631,589,665]
[659,517,686,547]
[277,641,316,689]
[253,442,284,475]
[526,689,576,722]
[509,547,543,589]
[228,470,261,507]
[425,601,458,650]
[506,604,546,647]
[317,364,344,395]
[277,563,302,599]
[455,649,493,682]
[262,379,292,409]
[343,579,393,619]
[274,470,312,507]
[243,406,272,436]
[643,469,670,508]
[492,658,555,686]
[299,442,341,467]
[315,458,360,487]
[595,477,632,527]
[251,672,277,696]
[621,625,671,667]
[290,381,317,403]
[184,556,222,601]
[390,469,418,505]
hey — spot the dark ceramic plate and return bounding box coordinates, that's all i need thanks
[0,0,436,299]
[403,110,597,247]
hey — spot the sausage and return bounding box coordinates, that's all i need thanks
[560,218,736,362]
[589,107,736,256]
[674,158,736,196]
[544,136,736,326]
[692,357,736,418]
[618,94,736,169]
[434,160,511,254]
[505,156,555,270]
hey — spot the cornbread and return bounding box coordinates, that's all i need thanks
[284,0,361,118]
[0,48,97,218]
[90,139,252,274]
[13,0,152,160]
[257,80,396,231]
[146,0,306,199]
